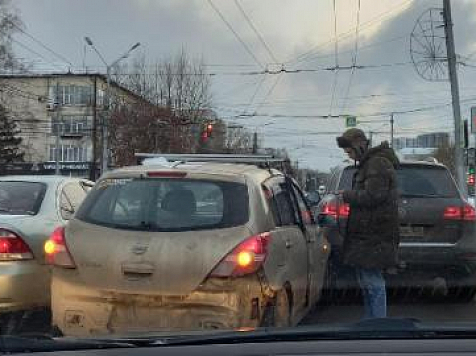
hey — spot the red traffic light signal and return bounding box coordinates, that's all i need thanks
[468,174,475,186]
[206,123,213,135]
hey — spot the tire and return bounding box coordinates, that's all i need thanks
[261,289,292,327]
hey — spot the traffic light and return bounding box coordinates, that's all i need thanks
[468,165,475,186]
[206,123,213,137]
[200,123,213,143]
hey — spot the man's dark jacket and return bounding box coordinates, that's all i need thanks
[342,142,400,269]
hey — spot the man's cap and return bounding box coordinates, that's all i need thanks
[336,128,368,148]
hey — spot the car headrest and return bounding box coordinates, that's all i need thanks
[162,189,196,215]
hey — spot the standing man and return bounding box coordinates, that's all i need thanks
[336,128,400,319]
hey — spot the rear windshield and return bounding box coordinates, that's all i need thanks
[0,181,47,215]
[339,165,459,198]
[76,178,249,231]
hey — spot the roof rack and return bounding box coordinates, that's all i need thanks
[135,153,287,165]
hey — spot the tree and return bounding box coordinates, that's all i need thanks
[0,104,23,167]
[110,50,213,155]
[0,0,25,72]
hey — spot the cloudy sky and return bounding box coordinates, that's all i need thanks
[11,0,476,171]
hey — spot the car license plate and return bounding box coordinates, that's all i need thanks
[400,226,424,237]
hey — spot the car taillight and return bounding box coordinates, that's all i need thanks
[322,202,350,218]
[44,227,76,268]
[463,204,476,221]
[209,233,271,277]
[444,205,476,221]
[0,228,33,261]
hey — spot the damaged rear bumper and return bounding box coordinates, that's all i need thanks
[51,272,271,337]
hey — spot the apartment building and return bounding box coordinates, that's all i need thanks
[0,73,146,178]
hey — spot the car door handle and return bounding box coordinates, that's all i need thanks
[285,240,293,249]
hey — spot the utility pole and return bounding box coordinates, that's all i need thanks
[54,82,61,175]
[89,77,97,181]
[443,0,466,195]
[390,113,394,148]
[102,67,111,175]
[252,131,258,154]
[369,131,373,147]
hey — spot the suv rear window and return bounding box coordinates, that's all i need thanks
[76,178,249,231]
[339,165,459,198]
[0,181,47,215]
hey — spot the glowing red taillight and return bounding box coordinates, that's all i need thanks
[322,202,350,219]
[0,228,33,261]
[44,227,76,268]
[444,205,476,221]
[209,233,271,277]
[463,205,476,221]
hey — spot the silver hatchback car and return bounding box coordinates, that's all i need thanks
[0,176,93,320]
[47,156,330,336]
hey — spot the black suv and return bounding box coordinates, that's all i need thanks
[315,161,476,301]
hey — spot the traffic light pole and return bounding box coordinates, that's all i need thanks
[390,113,394,148]
[443,0,466,196]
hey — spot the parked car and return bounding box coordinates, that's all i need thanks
[46,156,330,336]
[0,176,93,321]
[315,161,476,301]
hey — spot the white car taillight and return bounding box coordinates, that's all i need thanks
[44,227,76,268]
[209,233,271,278]
[0,228,33,261]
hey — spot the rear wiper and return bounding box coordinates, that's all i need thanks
[0,335,135,353]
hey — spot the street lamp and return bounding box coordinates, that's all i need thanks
[84,37,141,176]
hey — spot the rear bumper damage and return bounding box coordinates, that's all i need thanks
[52,271,273,337]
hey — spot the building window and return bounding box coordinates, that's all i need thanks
[50,85,92,106]
[52,116,91,135]
[49,144,88,162]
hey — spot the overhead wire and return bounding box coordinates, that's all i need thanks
[285,0,414,66]
[253,72,283,116]
[294,34,408,64]
[340,0,361,115]
[233,0,279,64]
[9,21,74,68]
[241,73,267,115]
[231,95,476,119]
[328,0,339,117]
[207,0,265,68]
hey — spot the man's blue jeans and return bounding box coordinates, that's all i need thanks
[355,268,387,319]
